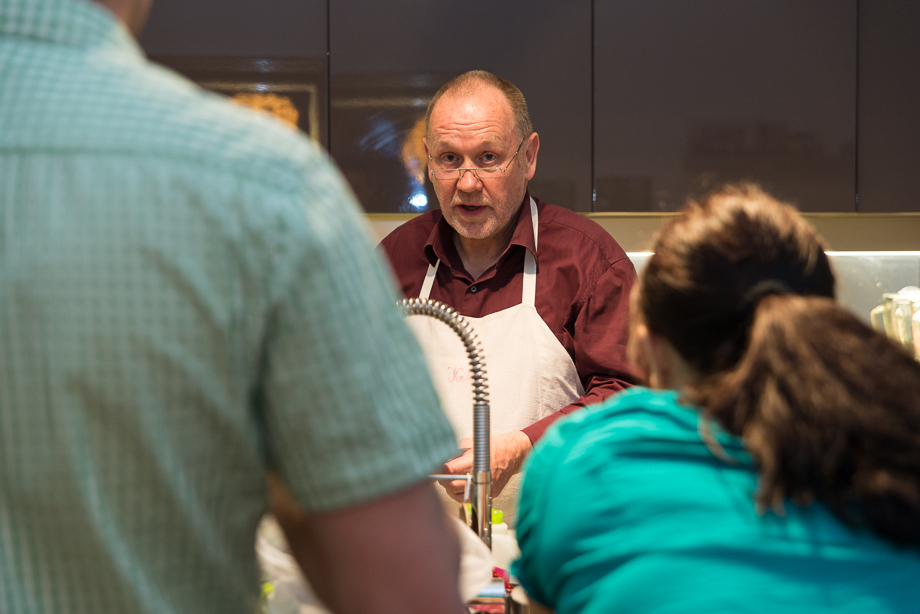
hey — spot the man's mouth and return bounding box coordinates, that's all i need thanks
[456,200,485,210]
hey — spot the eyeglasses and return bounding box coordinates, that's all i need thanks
[428,137,526,181]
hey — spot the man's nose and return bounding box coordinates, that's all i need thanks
[457,169,482,191]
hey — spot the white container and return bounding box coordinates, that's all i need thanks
[490,509,520,577]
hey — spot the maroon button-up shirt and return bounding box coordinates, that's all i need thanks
[380,193,639,442]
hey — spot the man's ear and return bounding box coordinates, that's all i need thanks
[523,132,539,181]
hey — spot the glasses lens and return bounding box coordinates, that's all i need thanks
[429,167,504,180]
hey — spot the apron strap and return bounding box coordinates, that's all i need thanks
[420,259,439,299]
[529,197,539,251]
[522,198,539,306]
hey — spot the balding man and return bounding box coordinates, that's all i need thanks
[381,71,639,525]
[0,0,464,612]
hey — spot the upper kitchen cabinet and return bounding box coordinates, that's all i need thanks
[595,1,857,212]
[139,0,328,146]
[857,1,920,213]
[329,1,592,214]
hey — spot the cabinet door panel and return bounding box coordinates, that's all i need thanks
[595,0,857,212]
[857,1,920,213]
[141,0,326,57]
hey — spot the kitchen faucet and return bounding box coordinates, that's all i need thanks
[400,297,493,549]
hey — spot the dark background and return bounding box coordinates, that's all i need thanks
[140,1,920,214]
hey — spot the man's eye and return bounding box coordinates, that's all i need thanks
[440,154,459,165]
[480,153,499,166]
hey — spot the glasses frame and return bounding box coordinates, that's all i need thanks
[428,136,527,181]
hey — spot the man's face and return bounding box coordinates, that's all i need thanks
[424,86,537,244]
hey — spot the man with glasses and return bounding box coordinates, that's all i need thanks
[381,70,638,525]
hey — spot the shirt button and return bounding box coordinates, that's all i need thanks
[470,285,478,293]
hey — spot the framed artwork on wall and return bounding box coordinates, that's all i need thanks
[149,57,327,146]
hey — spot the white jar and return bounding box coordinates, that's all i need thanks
[490,509,520,576]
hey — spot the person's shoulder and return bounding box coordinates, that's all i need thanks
[525,389,688,491]
[549,388,750,467]
[544,388,695,450]
[380,209,441,250]
[13,41,323,193]
[385,209,441,236]
[535,199,629,263]
[567,387,688,428]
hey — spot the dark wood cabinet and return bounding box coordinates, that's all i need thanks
[140,0,326,58]
[594,0,857,212]
[856,1,920,213]
[137,1,920,213]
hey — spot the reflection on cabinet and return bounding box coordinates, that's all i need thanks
[594,0,857,213]
[329,0,592,213]
[856,1,920,213]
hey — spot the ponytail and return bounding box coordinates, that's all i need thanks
[687,295,920,547]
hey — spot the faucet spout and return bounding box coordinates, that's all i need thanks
[401,298,492,549]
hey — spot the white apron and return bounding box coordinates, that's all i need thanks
[406,198,584,527]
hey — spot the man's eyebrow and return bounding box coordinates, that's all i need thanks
[430,138,504,151]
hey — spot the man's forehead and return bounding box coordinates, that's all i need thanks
[428,84,514,140]
[428,122,509,150]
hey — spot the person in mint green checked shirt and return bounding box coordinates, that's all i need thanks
[0,0,465,612]
[513,184,920,614]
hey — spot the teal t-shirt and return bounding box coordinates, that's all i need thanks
[513,388,920,614]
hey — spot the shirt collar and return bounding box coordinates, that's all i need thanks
[423,190,538,274]
[1,0,138,51]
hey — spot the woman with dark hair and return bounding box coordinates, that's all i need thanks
[512,185,920,614]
